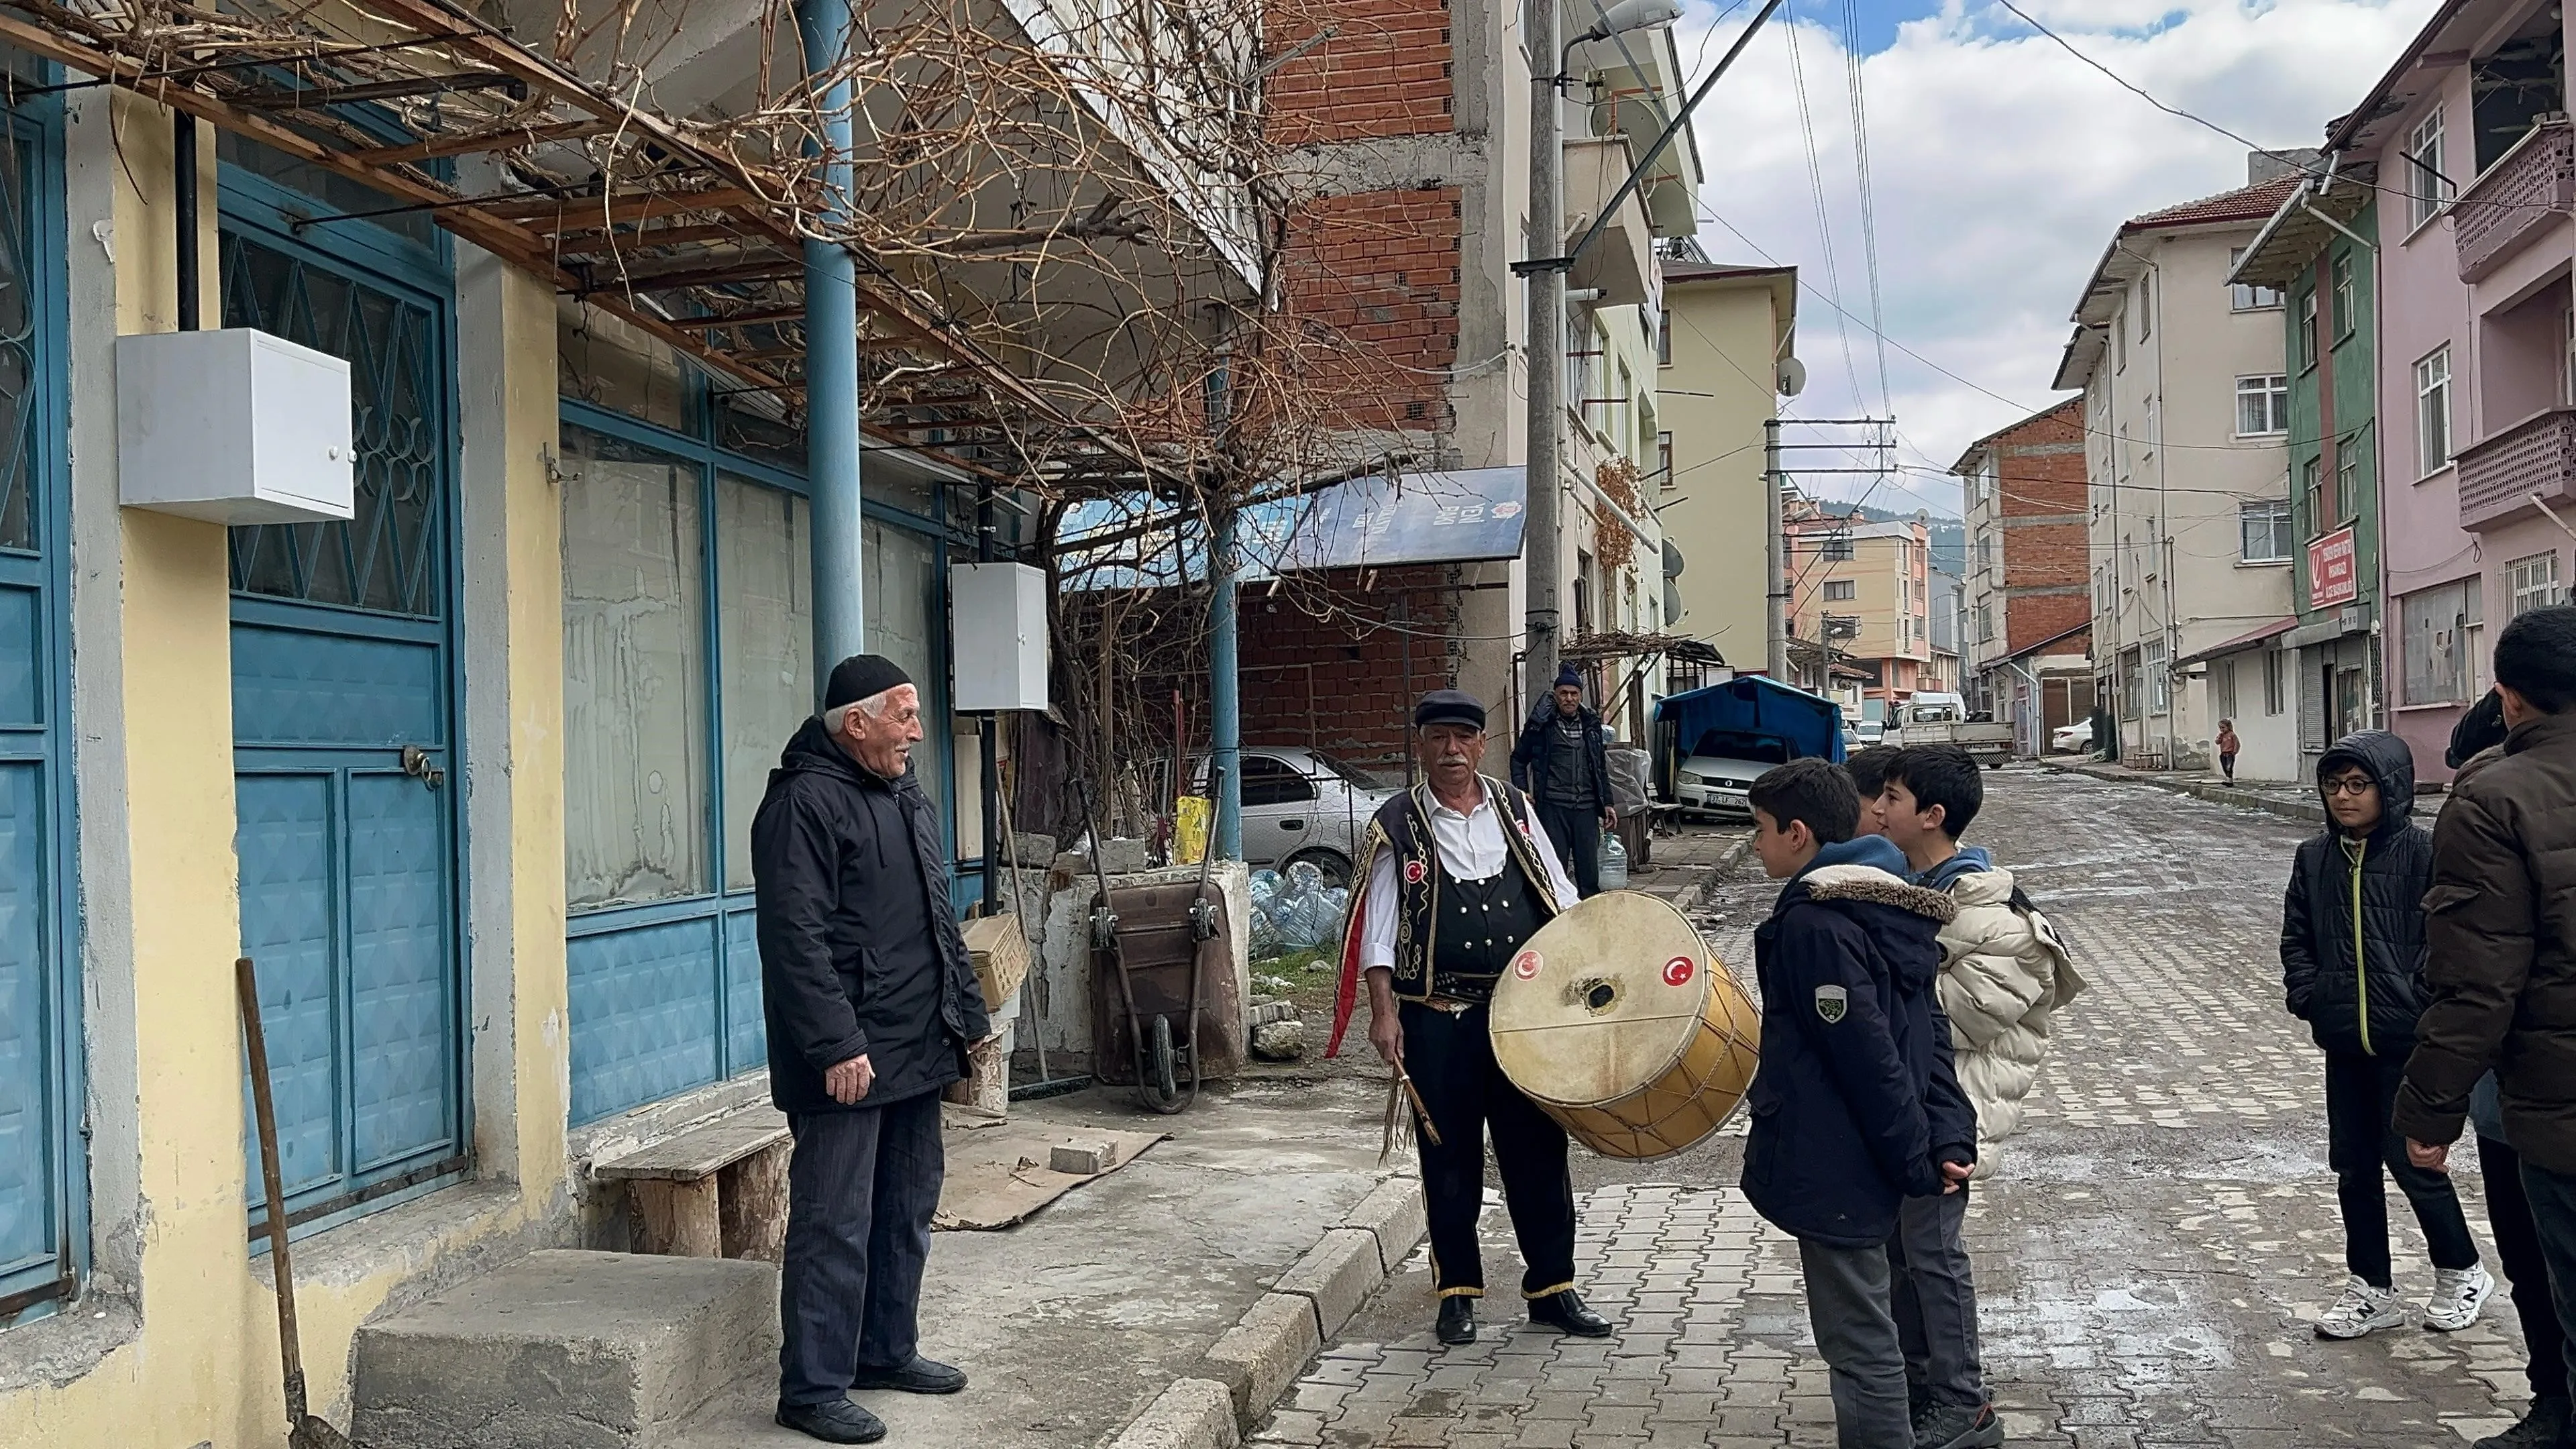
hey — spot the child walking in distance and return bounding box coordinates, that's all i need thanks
[2283,731,2491,1339]
[2216,719,2241,784]
[1743,759,1976,1449]
[1878,745,2081,1448]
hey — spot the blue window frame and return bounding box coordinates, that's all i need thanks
[0,60,82,1327]
[560,390,959,1126]
[220,141,471,1243]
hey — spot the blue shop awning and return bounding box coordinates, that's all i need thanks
[1059,467,1528,590]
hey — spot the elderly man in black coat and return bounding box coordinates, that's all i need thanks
[754,653,991,1446]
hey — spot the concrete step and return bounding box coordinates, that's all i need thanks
[352,1248,780,1449]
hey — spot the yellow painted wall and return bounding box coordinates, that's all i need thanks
[1658,272,1790,669]
[0,94,570,1449]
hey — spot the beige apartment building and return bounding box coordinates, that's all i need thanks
[1784,501,1935,713]
[2055,154,2306,777]
[1654,260,1797,668]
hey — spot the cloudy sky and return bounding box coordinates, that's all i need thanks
[1665,0,2444,515]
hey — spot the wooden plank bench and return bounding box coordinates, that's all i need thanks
[594,1109,792,1262]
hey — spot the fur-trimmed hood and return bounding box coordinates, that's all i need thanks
[1803,863,1961,925]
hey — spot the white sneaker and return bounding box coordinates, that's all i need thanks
[2315,1275,2408,1339]
[2426,1262,2496,1332]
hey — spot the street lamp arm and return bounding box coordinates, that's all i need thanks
[1512,0,1785,278]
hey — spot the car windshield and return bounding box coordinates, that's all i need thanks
[1308,751,1395,791]
[1692,733,1789,765]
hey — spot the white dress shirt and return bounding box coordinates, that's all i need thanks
[1360,778,1582,971]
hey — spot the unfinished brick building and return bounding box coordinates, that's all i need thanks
[1954,398,2097,752]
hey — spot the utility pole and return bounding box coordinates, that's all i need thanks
[1765,416,1786,679]
[1523,0,1566,702]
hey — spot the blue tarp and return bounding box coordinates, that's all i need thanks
[1654,676,1848,765]
[1058,467,1527,590]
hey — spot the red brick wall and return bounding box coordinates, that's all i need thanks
[1986,398,2091,661]
[2006,592,2091,659]
[1266,0,1455,148]
[1279,189,1463,433]
[1236,567,1466,774]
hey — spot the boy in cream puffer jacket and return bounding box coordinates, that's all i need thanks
[1879,746,2085,1181]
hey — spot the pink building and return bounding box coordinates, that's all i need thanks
[2338,0,2574,780]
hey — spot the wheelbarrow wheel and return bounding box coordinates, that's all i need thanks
[1146,1013,1180,1108]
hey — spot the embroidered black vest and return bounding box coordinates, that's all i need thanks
[1371,776,1562,1004]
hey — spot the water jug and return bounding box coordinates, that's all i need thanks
[1598,828,1630,891]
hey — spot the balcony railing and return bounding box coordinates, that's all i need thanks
[2456,119,2574,282]
[2457,405,2576,531]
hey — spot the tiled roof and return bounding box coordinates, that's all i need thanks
[2124,174,2305,231]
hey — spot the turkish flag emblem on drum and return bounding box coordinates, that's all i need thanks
[1662,955,1695,987]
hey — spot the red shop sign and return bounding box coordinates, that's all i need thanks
[2308,527,2358,609]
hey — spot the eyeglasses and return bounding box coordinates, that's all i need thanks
[2322,777,2376,796]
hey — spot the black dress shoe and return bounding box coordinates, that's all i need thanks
[849,1356,969,1395]
[1436,1295,1477,1344]
[775,1398,888,1444]
[1526,1289,1613,1336]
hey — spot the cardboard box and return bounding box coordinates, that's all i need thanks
[961,915,1031,1014]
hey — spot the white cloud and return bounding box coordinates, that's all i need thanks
[1668,0,2443,512]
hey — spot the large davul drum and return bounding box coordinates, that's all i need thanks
[1488,890,1759,1160]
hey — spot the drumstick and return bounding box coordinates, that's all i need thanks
[1381,1067,1444,1165]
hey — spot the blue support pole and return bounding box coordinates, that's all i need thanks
[1210,505,1244,861]
[798,0,867,691]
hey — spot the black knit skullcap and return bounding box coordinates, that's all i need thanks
[825,654,914,710]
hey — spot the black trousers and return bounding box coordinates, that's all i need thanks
[1535,801,1601,898]
[2481,1133,2570,1400]
[2517,1159,2576,1406]
[1403,998,1577,1299]
[779,1088,946,1407]
[2324,1050,2479,1285]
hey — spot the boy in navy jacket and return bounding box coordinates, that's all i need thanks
[1743,758,1975,1449]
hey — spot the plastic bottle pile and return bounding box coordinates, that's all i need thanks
[1248,861,1350,959]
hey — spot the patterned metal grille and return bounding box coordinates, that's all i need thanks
[220,233,442,616]
[0,130,38,553]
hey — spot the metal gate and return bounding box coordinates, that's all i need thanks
[221,189,465,1237]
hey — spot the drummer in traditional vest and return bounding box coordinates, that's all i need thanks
[1325,688,1615,1346]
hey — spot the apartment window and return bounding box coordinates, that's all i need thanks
[2408,109,2449,230]
[2402,576,2485,704]
[2510,549,2565,615]
[2296,290,2318,372]
[1656,307,1672,366]
[2416,346,2453,476]
[2145,637,2169,714]
[2094,566,2112,612]
[1976,601,1995,643]
[2241,499,2293,563]
[2121,647,2144,720]
[1823,578,1856,602]
[1978,533,1997,576]
[2264,647,2287,716]
[1656,431,1674,486]
[2331,252,2356,340]
[2237,374,2290,436]
[2334,443,2361,524]
[1819,536,1854,563]
[2230,248,2284,311]
[2300,457,2324,534]
[2137,272,2154,341]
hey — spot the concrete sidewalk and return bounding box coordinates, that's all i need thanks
[670,1077,1393,1449]
[2041,755,2330,825]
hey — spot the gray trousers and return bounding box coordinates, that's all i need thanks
[778,1089,946,1407]
[1888,1189,1984,1408]
[1799,1236,1914,1449]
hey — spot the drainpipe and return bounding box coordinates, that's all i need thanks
[1208,504,1243,861]
[798,0,867,690]
[174,113,199,331]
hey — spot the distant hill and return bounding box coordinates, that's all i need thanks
[1842,501,1966,578]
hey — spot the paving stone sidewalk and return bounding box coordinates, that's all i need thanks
[1253,768,2540,1448]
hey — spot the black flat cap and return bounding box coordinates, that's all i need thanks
[1413,688,1486,731]
[826,653,914,710]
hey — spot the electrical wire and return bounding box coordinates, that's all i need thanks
[1839,0,1894,417]
[1779,3,1868,411]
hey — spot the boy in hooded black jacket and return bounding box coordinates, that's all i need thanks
[1744,759,1976,1449]
[2281,729,2490,1341]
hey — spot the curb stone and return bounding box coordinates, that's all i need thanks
[1271,1226,1384,1338]
[1198,1291,1325,1422]
[1335,1179,1430,1276]
[1102,1377,1239,1449]
[1099,1179,1428,1446]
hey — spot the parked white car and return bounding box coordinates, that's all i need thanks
[2050,719,2094,755]
[1674,733,1795,820]
[1196,747,1394,885]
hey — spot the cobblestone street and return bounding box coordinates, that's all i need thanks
[1256,768,2539,1448]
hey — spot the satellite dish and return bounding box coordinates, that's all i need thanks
[1777,356,1807,398]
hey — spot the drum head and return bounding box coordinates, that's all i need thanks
[1488,890,1715,1108]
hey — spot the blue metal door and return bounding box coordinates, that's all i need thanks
[0,84,75,1322]
[221,204,465,1236]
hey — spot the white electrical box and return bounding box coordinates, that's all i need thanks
[949,562,1049,712]
[115,328,356,526]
